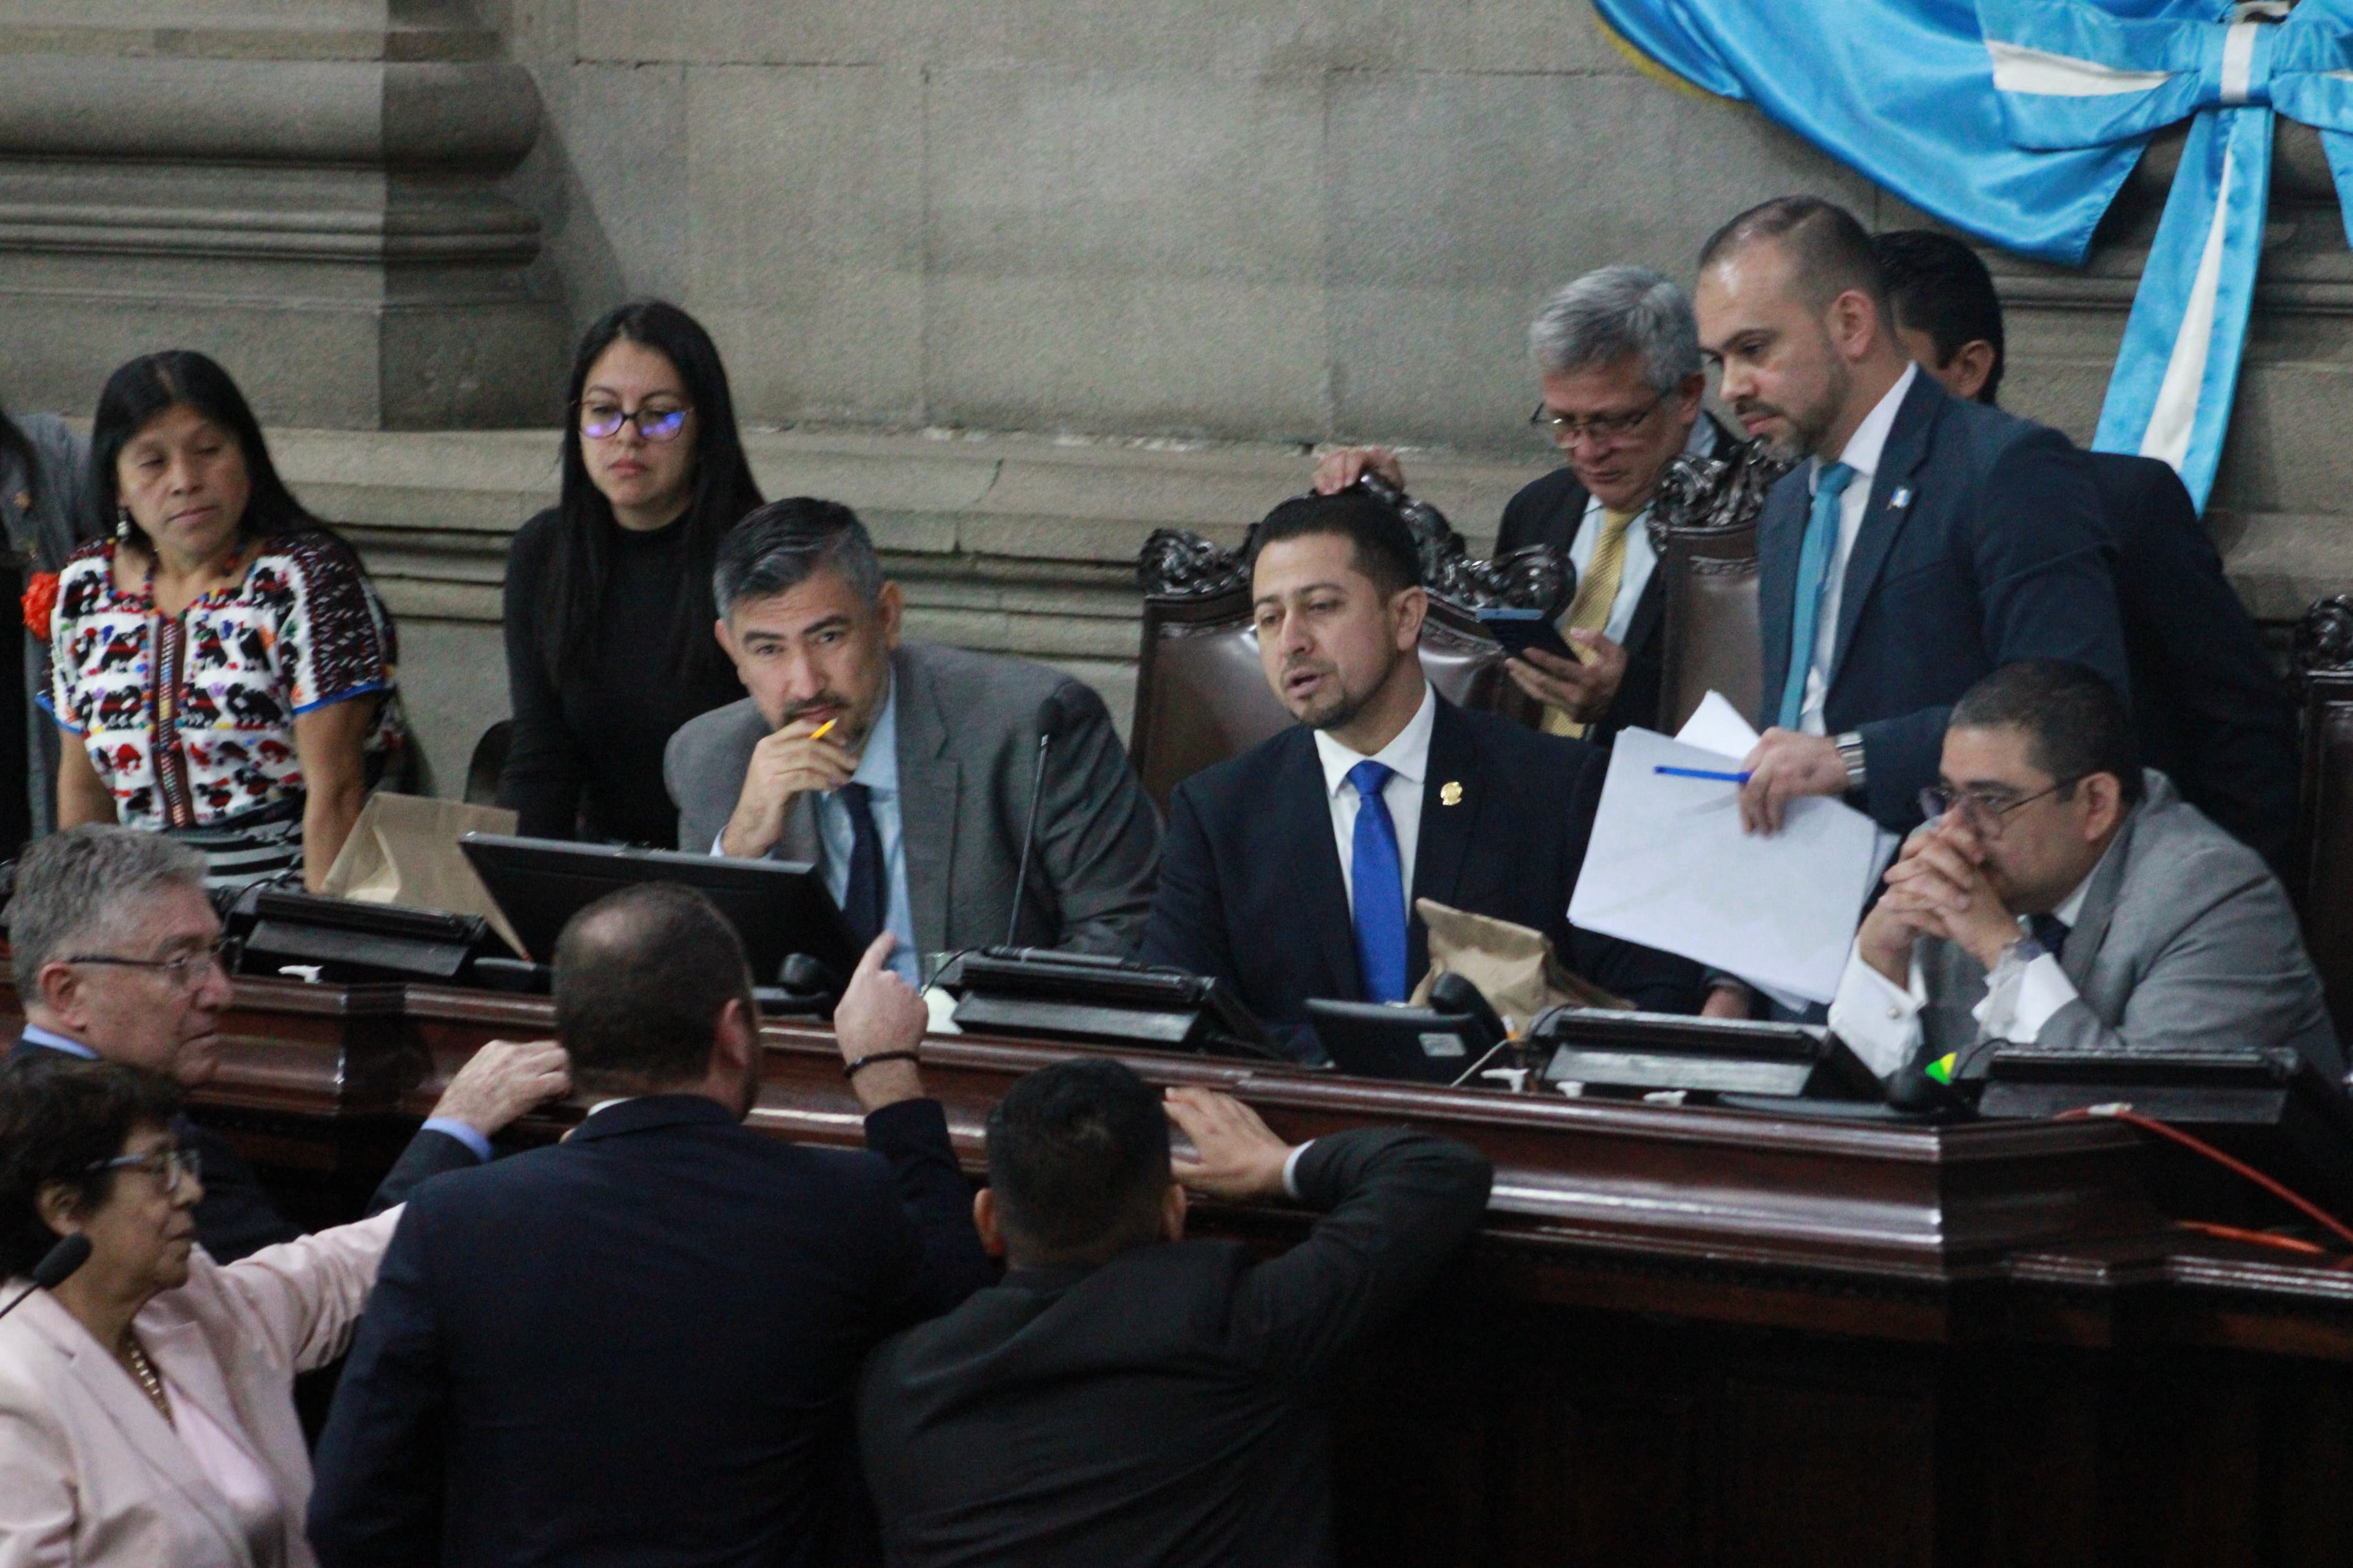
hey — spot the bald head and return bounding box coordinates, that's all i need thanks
[553,883,753,1091]
[1699,196,1890,321]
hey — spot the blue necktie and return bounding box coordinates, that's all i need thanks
[1346,761,1409,1004]
[1777,460,1856,731]
[837,783,885,948]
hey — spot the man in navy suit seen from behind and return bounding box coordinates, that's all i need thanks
[307,885,993,1568]
[1140,490,1705,1060]
[1691,196,2130,846]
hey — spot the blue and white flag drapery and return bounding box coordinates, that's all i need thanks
[1591,0,2353,510]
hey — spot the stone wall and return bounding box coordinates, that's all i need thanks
[486,0,1929,452]
[10,2,2353,800]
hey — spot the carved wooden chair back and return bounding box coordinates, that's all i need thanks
[1650,439,1785,734]
[1656,518,1764,735]
[2292,598,2353,1033]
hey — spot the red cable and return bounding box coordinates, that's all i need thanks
[2173,1219,2332,1256]
[2055,1105,2353,1251]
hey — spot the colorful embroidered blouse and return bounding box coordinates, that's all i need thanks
[44,530,403,829]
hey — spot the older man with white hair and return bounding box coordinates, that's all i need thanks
[1316,264,1737,744]
[7,824,569,1261]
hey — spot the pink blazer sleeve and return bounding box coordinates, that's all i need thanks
[191,1206,401,1375]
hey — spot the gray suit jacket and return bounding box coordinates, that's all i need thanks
[663,641,1162,962]
[1916,771,2344,1082]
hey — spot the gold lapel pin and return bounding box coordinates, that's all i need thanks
[1439,781,1463,807]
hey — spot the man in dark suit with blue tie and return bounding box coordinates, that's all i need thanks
[1690,196,2130,840]
[1872,228,2300,879]
[1140,490,1706,1061]
[308,886,994,1567]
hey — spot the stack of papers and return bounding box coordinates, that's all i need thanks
[1567,693,1897,1007]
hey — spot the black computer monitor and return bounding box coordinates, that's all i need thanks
[458,833,860,982]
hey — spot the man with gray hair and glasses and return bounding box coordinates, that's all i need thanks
[7,824,570,1261]
[665,496,1162,982]
[1316,264,1736,745]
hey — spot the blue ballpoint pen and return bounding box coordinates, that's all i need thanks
[1652,765,1753,784]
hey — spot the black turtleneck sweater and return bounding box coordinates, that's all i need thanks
[498,508,744,848]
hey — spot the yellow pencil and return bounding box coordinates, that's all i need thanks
[810,718,838,742]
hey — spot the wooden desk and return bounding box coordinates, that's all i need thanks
[23,975,2353,1568]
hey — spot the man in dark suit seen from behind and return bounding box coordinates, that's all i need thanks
[308,886,993,1568]
[859,1056,1493,1568]
[1141,491,1706,1059]
[7,824,567,1262]
[1873,228,2300,879]
[1315,265,1735,745]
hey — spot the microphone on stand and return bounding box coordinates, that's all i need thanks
[1005,693,1071,947]
[0,1234,92,1326]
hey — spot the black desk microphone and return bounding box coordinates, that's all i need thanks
[1007,690,1079,946]
[0,1234,92,1326]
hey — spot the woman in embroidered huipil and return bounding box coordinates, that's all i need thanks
[44,352,403,890]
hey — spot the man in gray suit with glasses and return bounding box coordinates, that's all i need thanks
[663,497,1163,983]
[1828,659,2343,1087]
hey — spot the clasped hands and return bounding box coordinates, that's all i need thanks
[1856,815,2024,987]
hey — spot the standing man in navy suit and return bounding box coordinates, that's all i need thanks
[1140,491,1705,1061]
[1691,196,2130,841]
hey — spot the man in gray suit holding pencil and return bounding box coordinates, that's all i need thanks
[1828,658,2343,1087]
[664,497,1162,983]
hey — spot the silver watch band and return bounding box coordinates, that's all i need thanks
[1834,731,1867,791]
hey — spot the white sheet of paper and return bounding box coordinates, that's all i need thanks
[1666,691,1820,1011]
[1674,689,1761,760]
[1568,726,1887,1006]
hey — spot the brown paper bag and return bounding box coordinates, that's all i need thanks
[1407,897,1630,1035]
[319,792,528,958]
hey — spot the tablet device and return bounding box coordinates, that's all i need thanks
[1307,998,1499,1085]
[458,833,860,980]
[1475,607,1578,663]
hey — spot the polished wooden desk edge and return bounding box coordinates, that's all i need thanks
[21,973,2353,1354]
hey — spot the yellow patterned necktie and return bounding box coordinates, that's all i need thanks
[1542,507,1637,738]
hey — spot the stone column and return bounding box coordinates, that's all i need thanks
[0,0,566,428]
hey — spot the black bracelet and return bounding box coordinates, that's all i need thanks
[843,1049,922,1081]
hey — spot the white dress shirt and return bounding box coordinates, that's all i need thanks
[1312,681,1437,913]
[1565,414,1721,643]
[1828,838,2104,1079]
[1798,361,1917,736]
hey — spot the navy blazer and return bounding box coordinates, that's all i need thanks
[2087,451,2299,878]
[1140,696,1706,1059]
[6,1033,475,1263]
[1755,373,2130,828]
[307,1094,992,1568]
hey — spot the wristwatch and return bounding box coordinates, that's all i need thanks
[1833,731,1868,792]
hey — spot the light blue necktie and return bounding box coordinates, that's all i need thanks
[1346,760,1409,1004]
[1776,460,1855,732]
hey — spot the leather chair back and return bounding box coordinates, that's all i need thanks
[1131,588,1514,809]
[2292,598,2353,1035]
[1656,517,1764,736]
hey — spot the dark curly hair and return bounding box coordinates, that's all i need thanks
[0,1057,183,1280]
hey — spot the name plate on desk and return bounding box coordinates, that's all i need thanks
[1533,1007,1881,1102]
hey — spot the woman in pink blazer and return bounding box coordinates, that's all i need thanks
[0,1057,397,1568]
